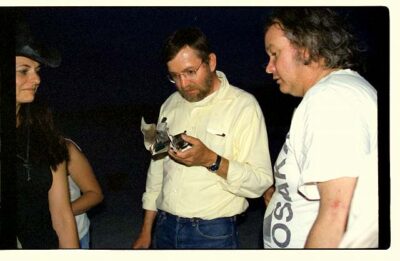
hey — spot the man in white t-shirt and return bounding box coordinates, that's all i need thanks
[262,8,378,248]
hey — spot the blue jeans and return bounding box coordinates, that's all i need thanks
[153,210,239,249]
[79,231,90,249]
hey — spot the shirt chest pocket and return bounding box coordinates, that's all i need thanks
[204,120,230,156]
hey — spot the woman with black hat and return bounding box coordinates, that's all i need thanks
[15,21,79,249]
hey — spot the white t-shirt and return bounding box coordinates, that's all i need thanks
[263,69,378,248]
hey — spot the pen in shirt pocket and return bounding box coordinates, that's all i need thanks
[206,128,226,137]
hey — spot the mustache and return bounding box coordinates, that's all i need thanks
[182,84,197,91]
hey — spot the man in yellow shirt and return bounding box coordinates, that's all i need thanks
[133,27,273,249]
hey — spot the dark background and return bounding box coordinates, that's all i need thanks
[1,7,390,249]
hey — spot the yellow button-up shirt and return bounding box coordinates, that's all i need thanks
[142,71,273,219]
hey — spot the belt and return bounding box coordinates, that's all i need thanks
[158,210,237,223]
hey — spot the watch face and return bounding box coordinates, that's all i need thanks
[208,155,221,172]
[209,164,218,172]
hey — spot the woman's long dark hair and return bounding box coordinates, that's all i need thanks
[16,100,68,171]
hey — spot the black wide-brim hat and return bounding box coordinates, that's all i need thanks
[15,20,61,68]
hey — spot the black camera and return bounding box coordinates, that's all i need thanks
[170,133,191,151]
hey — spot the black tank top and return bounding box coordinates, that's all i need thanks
[16,154,58,249]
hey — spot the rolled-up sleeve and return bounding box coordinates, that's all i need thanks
[142,156,164,211]
[218,99,274,198]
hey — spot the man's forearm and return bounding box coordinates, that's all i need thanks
[140,209,157,234]
[305,215,345,248]
[305,178,356,248]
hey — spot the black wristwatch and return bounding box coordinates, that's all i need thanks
[207,154,222,173]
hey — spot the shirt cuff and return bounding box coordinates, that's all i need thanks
[142,193,158,211]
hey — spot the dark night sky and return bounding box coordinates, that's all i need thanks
[25,7,273,111]
[22,7,388,114]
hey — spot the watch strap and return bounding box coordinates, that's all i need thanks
[208,154,222,172]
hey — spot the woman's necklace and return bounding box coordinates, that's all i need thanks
[17,106,32,182]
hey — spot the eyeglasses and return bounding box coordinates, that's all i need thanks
[167,61,204,84]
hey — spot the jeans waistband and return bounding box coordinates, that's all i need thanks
[158,210,237,224]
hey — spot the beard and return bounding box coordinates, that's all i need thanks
[179,71,213,102]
